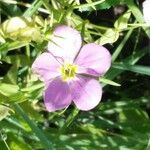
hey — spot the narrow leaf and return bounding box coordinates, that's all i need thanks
[13,104,54,150]
[112,63,150,76]
[99,77,121,86]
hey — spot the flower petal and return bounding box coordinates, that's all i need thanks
[44,77,72,112]
[75,43,111,76]
[32,52,61,82]
[48,25,82,62]
[143,0,150,26]
[70,76,102,111]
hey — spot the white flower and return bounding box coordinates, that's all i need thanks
[143,0,150,25]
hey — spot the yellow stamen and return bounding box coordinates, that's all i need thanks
[60,63,78,81]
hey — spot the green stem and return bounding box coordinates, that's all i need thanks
[0,131,11,150]
[112,28,133,62]
[90,24,111,30]
[26,44,31,82]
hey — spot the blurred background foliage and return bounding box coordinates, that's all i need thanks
[0,0,150,150]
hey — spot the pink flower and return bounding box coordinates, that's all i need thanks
[32,25,111,112]
[143,0,150,26]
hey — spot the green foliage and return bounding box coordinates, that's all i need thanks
[96,28,119,45]
[96,0,123,10]
[0,105,12,121]
[114,11,131,30]
[112,63,150,76]
[0,0,150,150]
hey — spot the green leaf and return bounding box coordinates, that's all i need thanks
[76,0,123,11]
[74,0,105,11]
[21,82,44,92]
[0,105,12,121]
[119,108,149,122]
[23,0,43,17]
[9,92,27,103]
[112,28,133,62]
[96,28,119,45]
[112,63,150,76]
[0,1,22,16]
[118,108,150,133]
[13,104,54,150]
[60,108,79,133]
[99,77,121,86]
[106,46,149,80]
[0,83,19,97]
[114,11,131,30]
[0,141,8,150]
[8,133,32,150]
[99,97,150,115]
[96,0,123,10]
[20,102,44,122]
[0,41,28,52]
[0,83,26,103]
[2,54,30,84]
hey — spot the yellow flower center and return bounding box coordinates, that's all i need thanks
[60,63,78,81]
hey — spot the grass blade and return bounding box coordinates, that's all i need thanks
[13,104,54,150]
[112,63,150,76]
[23,0,43,16]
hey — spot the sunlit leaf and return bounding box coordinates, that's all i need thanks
[114,11,131,30]
[0,105,12,121]
[99,77,121,86]
[96,29,119,45]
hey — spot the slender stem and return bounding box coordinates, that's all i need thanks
[26,44,31,82]
[128,23,148,27]
[74,0,105,9]
[88,30,103,36]
[0,131,11,150]
[133,28,141,53]
[90,24,111,30]
[112,28,133,62]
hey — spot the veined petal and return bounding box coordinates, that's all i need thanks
[32,52,61,82]
[48,25,82,62]
[75,43,111,76]
[44,77,71,112]
[70,76,102,111]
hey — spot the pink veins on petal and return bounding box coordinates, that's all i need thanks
[32,25,111,112]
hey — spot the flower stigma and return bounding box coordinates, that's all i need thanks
[60,63,78,81]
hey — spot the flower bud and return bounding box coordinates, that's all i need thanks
[1,16,42,42]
